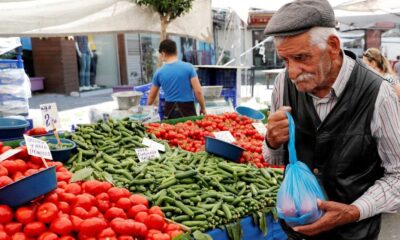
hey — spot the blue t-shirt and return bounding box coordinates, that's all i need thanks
[152,60,197,102]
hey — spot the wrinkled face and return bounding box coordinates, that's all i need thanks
[276,32,334,94]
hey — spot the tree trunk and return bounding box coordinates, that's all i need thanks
[160,16,169,42]
[158,15,170,67]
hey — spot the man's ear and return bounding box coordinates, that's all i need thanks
[327,35,341,60]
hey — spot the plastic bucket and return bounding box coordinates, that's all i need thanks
[112,91,143,110]
[0,118,29,140]
[205,136,244,162]
[20,138,76,163]
[235,106,265,121]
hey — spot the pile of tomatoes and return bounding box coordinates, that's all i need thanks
[146,113,268,168]
[0,144,183,240]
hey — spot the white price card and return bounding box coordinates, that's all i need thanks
[213,131,235,143]
[0,149,22,162]
[135,148,160,162]
[142,138,166,152]
[24,135,53,160]
[40,103,61,131]
[252,122,267,136]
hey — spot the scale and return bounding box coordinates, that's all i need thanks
[196,86,235,115]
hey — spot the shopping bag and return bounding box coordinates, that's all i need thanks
[276,112,326,227]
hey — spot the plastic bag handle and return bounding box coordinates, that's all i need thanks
[285,112,297,164]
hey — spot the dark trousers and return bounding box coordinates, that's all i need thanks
[90,52,98,86]
[164,101,196,120]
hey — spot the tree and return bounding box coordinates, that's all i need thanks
[134,0,195,41]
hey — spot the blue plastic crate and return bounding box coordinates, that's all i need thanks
[221,88,237,108]
[216,69,237,89]
[197,69,211,86]
[0,58,24,70]
[134,83,152,93]
[206,213,287,240]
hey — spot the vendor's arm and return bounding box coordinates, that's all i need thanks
[147,71,160,105]
[191,76,207,115]
[352,81,400,220]
[262,71,286,166]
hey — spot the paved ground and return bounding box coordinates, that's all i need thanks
[29,93,112,111]
[380,213,400,240]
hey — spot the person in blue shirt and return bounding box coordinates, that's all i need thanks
[147,39,206,119]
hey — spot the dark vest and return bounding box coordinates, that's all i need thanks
[282,51,384,240]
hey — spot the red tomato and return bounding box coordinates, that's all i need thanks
[15,207,36,224]
[37,232,58,240]
[0,166,8,177]
[145,214,165,231]
[0,205,13,224]
[0,176,13,188]
[127,204,148,219]
[36,203,58,223]
[79,217,107,237]
[4,223,22,236]
[50,217,73,236]
[148,206,164,217]
[104,207,127,220]
[23,222,46,237]
[115,198,131,210]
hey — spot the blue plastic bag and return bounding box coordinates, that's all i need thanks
[276,112,326,227]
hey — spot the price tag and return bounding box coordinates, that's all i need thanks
[40,103,61,131]
[252,122,267,135]
[135,148,160,162]
[213,131,235,143]
[0,149,22,162]
[142,138,165,152]
[24,135,53,160]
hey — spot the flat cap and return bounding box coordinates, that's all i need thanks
[264,0,335,37]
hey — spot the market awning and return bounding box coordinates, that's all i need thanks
[0,0,213,43]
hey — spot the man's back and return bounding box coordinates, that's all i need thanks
[152,60,197,102]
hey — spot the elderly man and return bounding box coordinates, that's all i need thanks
[262,0,400,239]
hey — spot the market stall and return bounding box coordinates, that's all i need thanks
[0,110,286,239]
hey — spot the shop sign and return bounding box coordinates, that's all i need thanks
[40,103,61,131]
[24,135,53,160]
[135,148,160,162]
[142,138,165,152]
[252,122,267,136]
[0,149,21,162]
[213,131,235,143]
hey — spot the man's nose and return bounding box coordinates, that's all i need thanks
[287,62,302,80]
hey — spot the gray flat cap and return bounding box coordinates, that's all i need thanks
[264,0,335,37]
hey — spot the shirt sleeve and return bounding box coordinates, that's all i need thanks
[352,81,400,221]
[189,64,197,79]
[262,71,286,166]
[152,71,160,87]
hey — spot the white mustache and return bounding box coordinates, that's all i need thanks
[294,73,315,82]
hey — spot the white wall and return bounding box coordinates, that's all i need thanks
[381,37,400,61]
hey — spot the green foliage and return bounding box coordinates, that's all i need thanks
[134,0,194,21]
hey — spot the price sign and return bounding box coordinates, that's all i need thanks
[252,122,267,136]
[213,131,235,143]
[0,149,22,162]
[135,148,160,162]
[40,103,61,131]
[142,138,165,152]
[24,135,53,160]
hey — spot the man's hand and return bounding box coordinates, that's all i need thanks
[200,108,207,115]
[293,200,360,236]
[266,106,291,148]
